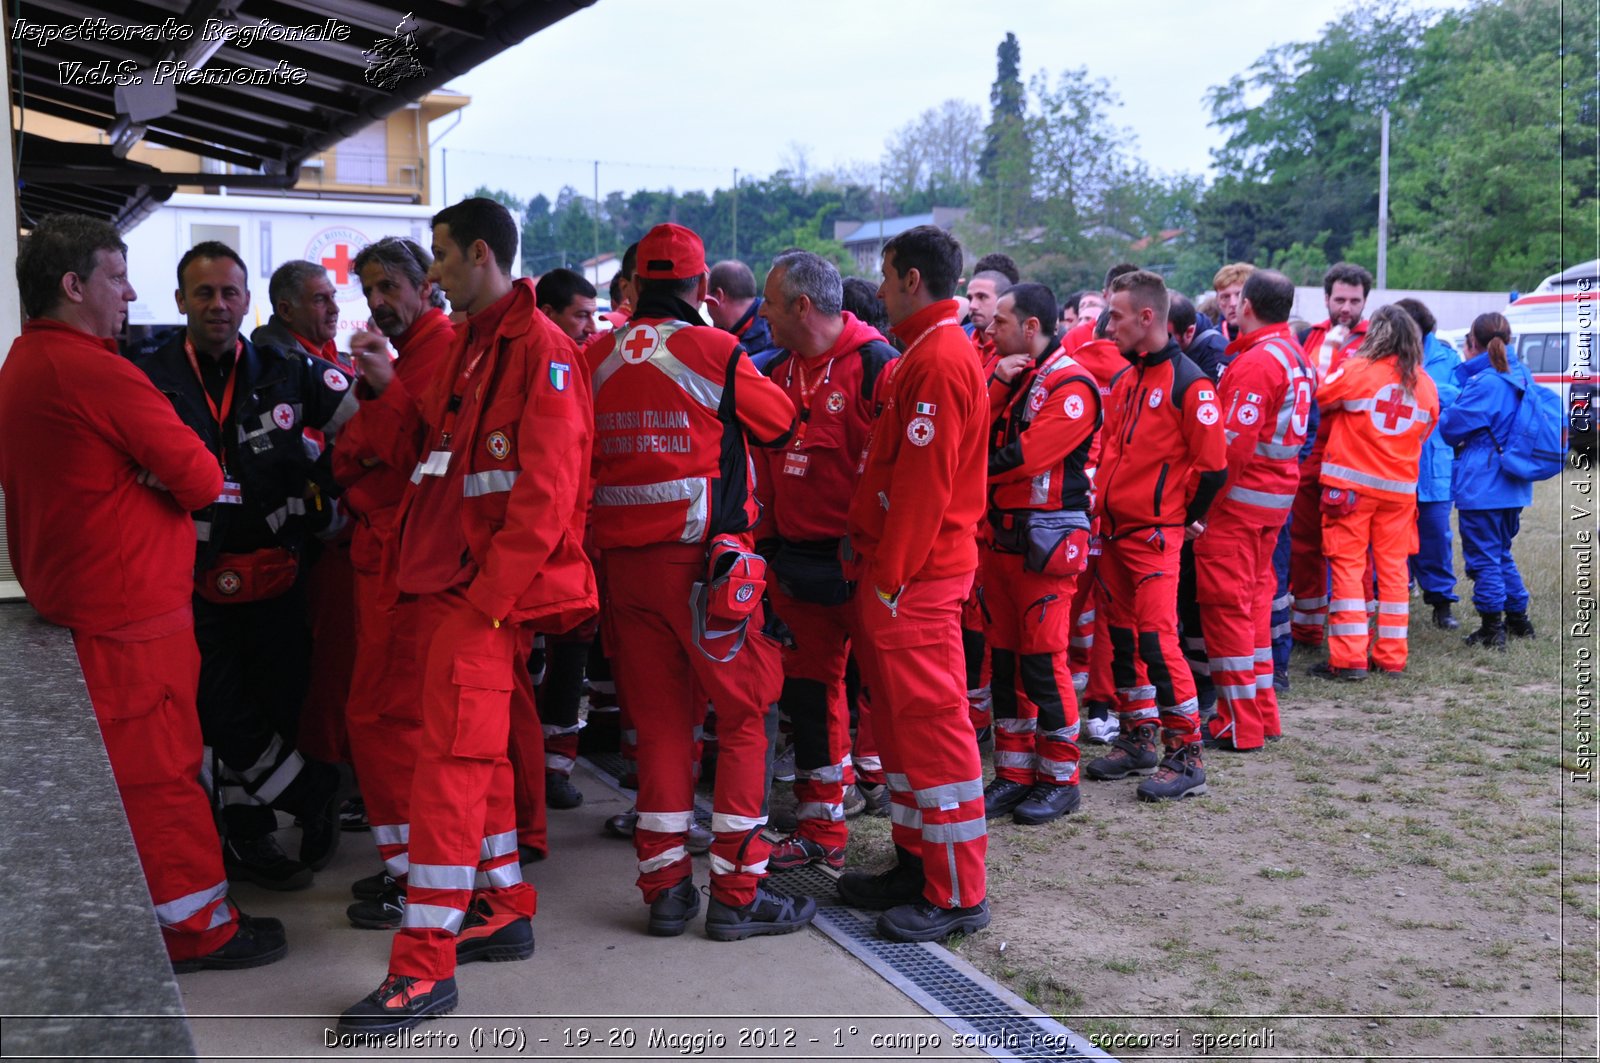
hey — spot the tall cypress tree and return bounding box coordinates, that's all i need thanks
[979,32,1025,183]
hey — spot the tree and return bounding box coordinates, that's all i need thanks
[882,100,983,207]
[979,32,1026,183]
[977,33,1033,245]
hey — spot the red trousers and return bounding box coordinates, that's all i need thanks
[854,572,987,909]
[345,562,421,881]
[299,533,355,764]
[1099,529,1200,746]
[1324,493,1417,672]
[603,544,782,907]
[980,547,1082,786]
[391,589,534,981]
[1289,460,1329,645]
[508,668,548,857]
[1194,507,1284,750]
[73,624,237,961]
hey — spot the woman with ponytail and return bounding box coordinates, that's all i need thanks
[1310,305,1440,678]
[1438,312,1534,649]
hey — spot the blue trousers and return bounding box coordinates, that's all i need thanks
[1271,516,1293,676]
[1457,508,1529,614]
[1409,499,1458,604]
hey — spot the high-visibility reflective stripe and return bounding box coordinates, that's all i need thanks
[1042,723,1080,742]
[1216,684,1256,701]
[252,749,304,805]
[856,755,882,772]
[1124,706,1160,723]
[1377,625,1409,639]
[541,723,582,737]
[709,854,768,876]
[263,496,308,532]
[711,812,766,833]
[1078,610,1097,624]
[545,754,576,773]
[1291,611,1324,624]
[1254,647,1272,662]
[325,390,359,435]
[463,469,519,497]
[1271,622,1291,638]
[401,903,465,932]
[1225,428,1240,444]
[384,853,410,878]
[922,816,988,844]
[795,801,844,822]
[1118,685,1157,701]
[1378,601,1409,615]
[476,863,523,890]
[1068,636,1094,650]
[194,519,211,542]
[411,450,451,483]
[1329,622,1369,636]
[1071,672,1089,693]
[889,803,923,829]
[639,846,689,873]
[797,763,845,783]
[1322,461,1417,495]
[409,863,476,891]
[995,718,1037,735]
[206,901,236,930]
[637,810,695,833]
[371,823,410,847]
[913,778,983,809]
[234,733,285,782]
[1329,598,1367,613]
[592,477,709,543]
[1296,595,1329,610]
[1030,468,1053,506]
[1209,655,1254,672]
[1229,486,1295,509]
[886,772,912,793]
[153,880,228,927]
[1272,594,1292,610]
[1037,757,1079,778]
[479,830,518,860]
[993,751,1035,769]
[1169,697,1200,716]
[1255,441,1301,460]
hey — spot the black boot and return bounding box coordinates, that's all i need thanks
[1464,611,1507,650]
[1506,610,1536,639]
[1431,602,1460,630]
[837,846,925,911]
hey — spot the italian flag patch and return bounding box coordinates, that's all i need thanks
[915,401,937,415]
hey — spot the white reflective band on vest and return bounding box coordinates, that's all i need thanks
[1322,460,1417,495]
[639,846,689,873]
[263,496,307,532]
[710,854,768,876]
[409,863,476,891]
[1255,441,1301,460]
[592,476,709,544]
[463,469,520,497]
[593,320,725,413]
[637,810,695,833]
[326,390,359,435]
[480,830,518,861]
[153,880,228,927]
[476,863,523,890]
[401,903,465,932]
[411,449,451,482]
[711,812,766,833]
[1229,486,1294,509]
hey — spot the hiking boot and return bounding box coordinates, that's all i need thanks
[455,896,534,964]
[1431,602,1460,630]
[604,808,638,839]
[347,882,405,930]
[687,823,714,855]
[545,772,584,810]
[1012,783,1081,825]
[1273,664,1291,693]
[768,833,845,872]
[1084,724,1159,781]
[982,777,1031,819]
[1506,610,1536,639]
[223,835,312,891]
[647,878,701,937]
[1083,710,1120,745]
[1136,744,1208,803]
[338,974,458,1036]
[836,848,925,911]
[877,899,991,942]
[704,886,817,941]
[351,870,394,901]
[841,784,867,818]
[339,796,370,832]
[171,913,287,973]
[771,744,797,783]
[1307,661,1368,682]
[856,781,890,816]
[1464,611,1508,649]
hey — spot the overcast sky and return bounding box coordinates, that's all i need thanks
[428,0,1444,208]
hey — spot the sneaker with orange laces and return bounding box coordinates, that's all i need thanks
[455,895,535,964]
[338,973,458,1035]
[767,833,845,872]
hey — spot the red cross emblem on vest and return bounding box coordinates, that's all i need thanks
[1370,383,1419,436]
[621,324,660,364]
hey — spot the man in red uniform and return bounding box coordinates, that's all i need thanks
[1195,270,1313,752]
[333,236,455,929]
[964,269,1010,364]
[0,214,283,971]
[979,283,1100,825]
[835,224,991,942]
[1084,271,1227,802]
[339,198,595,1034]
[752,250,897,870]
[1289,262,1373,645]
[589,223,814,942]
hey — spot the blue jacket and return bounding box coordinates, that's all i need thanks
[1438,348,1535,510]
[1417,332,1462,503]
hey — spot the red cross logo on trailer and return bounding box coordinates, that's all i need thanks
[621,324,660,364]
[1369,383,1421,435]
[305,226,370,297]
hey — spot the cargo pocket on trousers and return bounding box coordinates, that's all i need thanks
[450,652,514,760]
[872,622,963,720]
[95,681,191,788]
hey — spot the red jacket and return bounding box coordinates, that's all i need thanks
[1302,318,1369,381]
[359,279,596,629]
[754,313,895,543]
[0,319,222,635]
[987,346,1101,513]
[589,311,795,550]
[1212,323,1315,521]
[1069,336,1126,399]
[847,299,986,591]
[1096,341,1228,538]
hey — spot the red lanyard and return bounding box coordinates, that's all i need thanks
[184,336,242,439]
[785,356,835,447]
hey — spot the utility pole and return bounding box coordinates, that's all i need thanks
[732,167,739,260]
[1377,108,1390,291]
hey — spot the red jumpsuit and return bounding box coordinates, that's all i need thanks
[847,299,989,910]
[0,319,236,962]
[754,313,895,852]
[589,311,796,907]
[982,347,1100,788]
[357,280,595,981]
[332,307,455,884]
[1095,341,1227,747]
[1289,319,1369,643]
[1196,323,1313,750]
[1317,356,1438,672]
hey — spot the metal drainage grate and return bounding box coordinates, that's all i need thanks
[580,756,1115,1063]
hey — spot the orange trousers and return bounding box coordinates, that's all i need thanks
[1322,492,1417,672]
